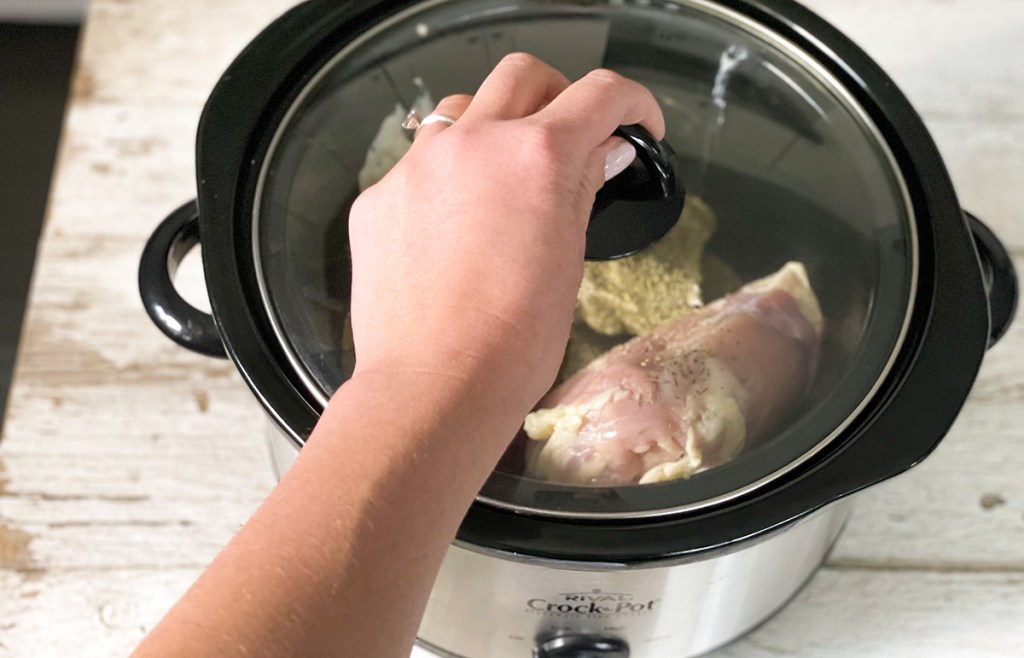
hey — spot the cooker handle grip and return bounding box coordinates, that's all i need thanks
[138,200,227,358]
[964,211,1018,348]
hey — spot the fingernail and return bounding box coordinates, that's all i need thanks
[604,140,636,181]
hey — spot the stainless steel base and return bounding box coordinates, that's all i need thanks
[420,501,848,658]
[266,425,850,658]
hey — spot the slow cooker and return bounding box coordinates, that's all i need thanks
[138,1,1018,656]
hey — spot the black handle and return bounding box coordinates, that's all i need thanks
[138,200,227,358]
[534,635,630,658]
[586,125,686,260]
[964,211,1018,348]
[606,124,680,200]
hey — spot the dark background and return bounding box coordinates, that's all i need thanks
[0,22,80,429]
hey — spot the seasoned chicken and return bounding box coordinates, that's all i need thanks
[524,262,823,486]
[576,197,717,337]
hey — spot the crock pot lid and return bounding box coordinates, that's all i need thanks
[253,0,917,519]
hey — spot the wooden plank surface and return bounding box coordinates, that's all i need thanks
[2,0,1022,656]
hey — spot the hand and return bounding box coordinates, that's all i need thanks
[133,58,668,658]
[347,53,665,424]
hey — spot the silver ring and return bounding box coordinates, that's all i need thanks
[402,109,457,135]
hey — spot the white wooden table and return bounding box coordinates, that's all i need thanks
[1,1,1022,656]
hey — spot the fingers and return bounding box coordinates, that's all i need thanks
[536,69,665,148]
[464,53,572,120]
[414,94,473,140]
[418,62,662,153]
[411,62,663,204]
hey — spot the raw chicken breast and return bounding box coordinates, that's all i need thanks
[524,262,824,486]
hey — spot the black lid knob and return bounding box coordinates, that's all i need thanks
[585,124,686,260]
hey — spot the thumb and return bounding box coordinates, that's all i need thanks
[602,136,637,182]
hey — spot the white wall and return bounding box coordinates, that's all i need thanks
[0,0,88,23]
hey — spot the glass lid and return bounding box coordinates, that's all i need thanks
[254,0,916,519]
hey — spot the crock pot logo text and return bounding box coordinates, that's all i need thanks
[526,590,659,618]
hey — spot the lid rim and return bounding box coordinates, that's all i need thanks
[192,0,988,557]
[252,0,922,519]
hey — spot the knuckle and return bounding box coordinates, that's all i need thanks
[518,122,572,188]
[437,93,472,108]
[525,118,565,154]
[583,67,626,88]
[499,51,542,69]
[350,187,378,214]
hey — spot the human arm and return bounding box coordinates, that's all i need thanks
[131,53,665,658]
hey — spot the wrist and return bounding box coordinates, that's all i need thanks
[322,365,529,472]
